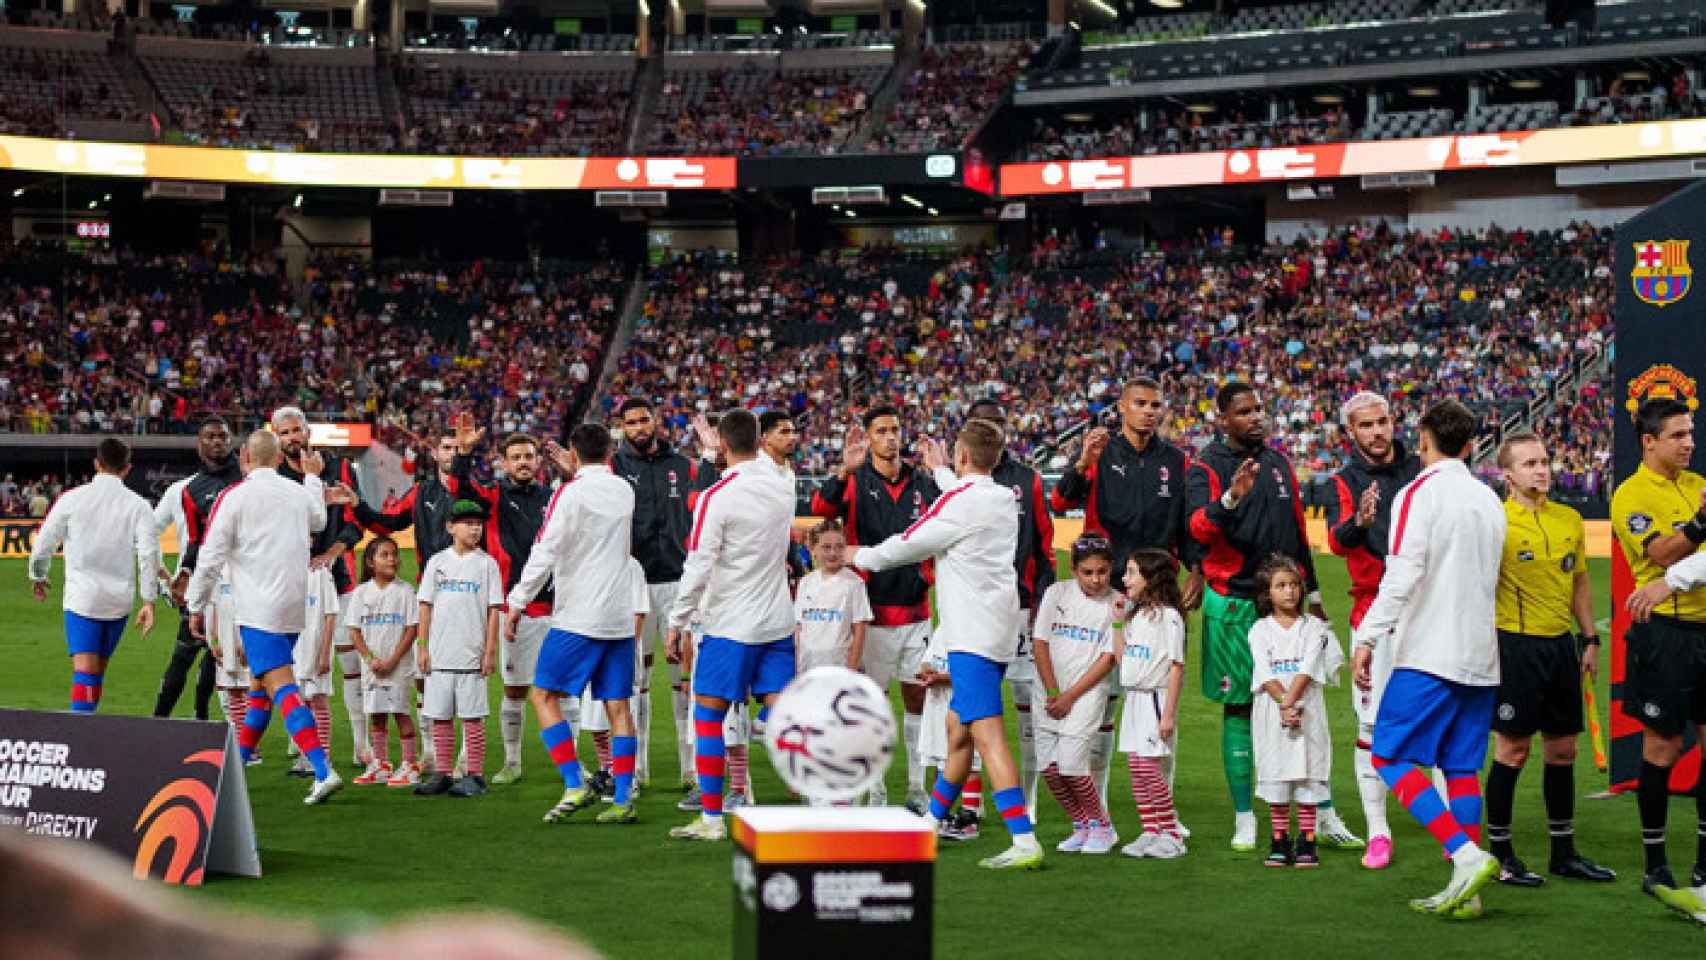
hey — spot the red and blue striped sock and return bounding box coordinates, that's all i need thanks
[541,721,582,788]
[928,773,963,821]
[694,704,728,819]
[275,683,329,780]
[963,773,983,815]
[1374,755,1470,854]
[612,735,637,805]
[995,786,1034,838]
[69,671,102,713]
[1445,772,1483,846]
[239,690,272,761]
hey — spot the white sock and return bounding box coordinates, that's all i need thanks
[500,698,525,766]
[903,711,923,792]
[338,652,367,760]
[1450,842,1485,864]
[672,664,692,783]
[1092,695,1118,812]
[636,685,652,783]
[1355,727,1389,838]
[1011,685,1038,821]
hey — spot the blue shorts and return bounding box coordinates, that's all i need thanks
[948,652,1008,724]
[65,611,126,659]
[535,630,636,701]
[240,626,299,678]
[1372,668,1495,773]
[694,634,795,703]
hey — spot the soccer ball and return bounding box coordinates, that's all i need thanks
[764,667,896,802]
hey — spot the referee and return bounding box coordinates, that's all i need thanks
[1485,432,1614,887]
[1616,397,1706,921]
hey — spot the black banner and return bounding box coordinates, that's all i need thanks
[1611,181,1705,793]
[0,709,259,884]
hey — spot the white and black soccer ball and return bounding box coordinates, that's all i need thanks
[765,666,896,802]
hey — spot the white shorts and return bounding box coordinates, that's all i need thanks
[725,699,749,746]
[298,672,335,700]
[332,620,355,651]
[640,582,679,655]
[863,622,930,689]
[1117,687,1175,758]
[502,615,551,687]
[214,637,250,689]
[581,689,610,732]
[1257,779,1331,805]
[422,670,489,720]
[1352,678,1377,728]
[363,675,414,716]
[293,638,333,697]
[1006,609,1036,683]
[797,644,854,673]
[1032,681,1107,741]
[1036,727,1094,776]
[919,683,951,769]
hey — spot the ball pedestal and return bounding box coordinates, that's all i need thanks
[731,807,936,959]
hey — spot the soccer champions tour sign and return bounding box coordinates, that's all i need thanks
[1613,180,1706,794]
[0,709,260,884]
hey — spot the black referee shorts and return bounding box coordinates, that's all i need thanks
[1492,630,1583,738]
[1621,614,1706,738]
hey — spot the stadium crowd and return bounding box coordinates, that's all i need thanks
[648,64,880,156]
[877,41,1034,153]
[607,222,1614,494]
[0,245,626,444]
[1,223,1612,502]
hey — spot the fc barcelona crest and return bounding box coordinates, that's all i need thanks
[1632,240,1692,307]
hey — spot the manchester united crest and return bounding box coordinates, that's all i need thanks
[1625,363,1700,416]
[1632,239,1692,307]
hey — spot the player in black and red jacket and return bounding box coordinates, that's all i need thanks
[1050,378,1201,598]
[1323,391,1421,866]
[811,404,940,809]
[1185,382,1361,851]
[153,416,239,720]
[351,429,473,582]
[439,414,558,785]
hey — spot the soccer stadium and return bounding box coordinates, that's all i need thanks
[2,0,1705,955]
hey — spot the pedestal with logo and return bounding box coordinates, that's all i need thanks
[731,807,935,959]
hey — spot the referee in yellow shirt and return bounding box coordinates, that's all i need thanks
[1486,432,1615,887]
[1612,397,1706,921]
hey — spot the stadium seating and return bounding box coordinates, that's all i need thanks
[878,42,1033,153]
[649,52,889,156]
[396,53,633,157]
[0,31,141,139]
[138,41,388,151]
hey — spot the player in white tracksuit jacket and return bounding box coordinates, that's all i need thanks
[852,420,1043,871]
[185,430,347,805]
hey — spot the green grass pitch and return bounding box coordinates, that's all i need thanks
[3,554,1703,956]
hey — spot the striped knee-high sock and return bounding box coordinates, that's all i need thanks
[370,719,390,766]
[1042,764,1080,826]
[399,719,419,764]
[433,721,456,778]
[311,698,333,762]
[962,773,983,816]
[1445,772,1483,847]
[541,721,583,789]
[1270,802,1292,838]
[593,731,613,772]
[1068,775,1106,827]
[694,703,729,820]
[995,785,1034,838]
[612,735,636,805]
[239,690,272,762]
[928,772,963,822]
[224,689,248,734]
[466,719,486,777]
[1130,755,1157,831]
[274,683,329,780]
[69,671,102,713]
[1374,755,1472,854]
[1298,803,1318,840]
[728,744,750,799]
